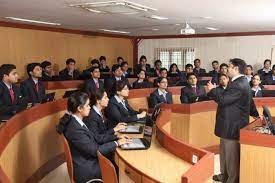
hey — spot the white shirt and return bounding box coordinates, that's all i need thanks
[245,75,252,83]
[231,74,244,82]
[158,88,168,100]
[115,76,121,81]
[93,105,103,119]
[3,81,12,90]
[72,114,88,129]
[32,77,39,85]
[251,86,262,96]
[262,68,271,73]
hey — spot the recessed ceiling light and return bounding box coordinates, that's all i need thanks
[99,29,130,34]
[206,27,219,31]
[202,16,213,19]
[149,15,168,20]
[175,24,181,26]
[152,28,159,31]
[5,17,61,25]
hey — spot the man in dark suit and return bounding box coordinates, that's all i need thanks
[59,58,80,80]
[20,63,47,105]
[41,61,57,81]
[153,68,168,87]
[180,73,207,103]
[263,64,275,85]
[81,59,100,80]
[134,55,151,75]
[150,60,162,77]
[257,59,272,78]
[209,60,219,77]
[82,67,104,96]
[215,74,229,96]
[207,58,259,183]
[104,64,130,97]
[121,61,132,78]
[0,64,27,120]
[211,63,228,85]
[193,58,206,75]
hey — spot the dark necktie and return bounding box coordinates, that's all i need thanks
[192,87,197,94]
[95,81,99,89]
[9,87,15,104]
[35,83,39,93]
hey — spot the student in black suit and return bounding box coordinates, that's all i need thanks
[81,59,100,80]
[105,80,147,129]
[121,61,131,78]
[134,55,151,75]
[153,68,168,87]
[149,77,173,108]
[104,64,130,97]
[99,56,110,73]
[245,65,253,83]
[41,61,55,81]
[257,59,272,78]
[263,64,275,85]
[177,64,193,86]
[168,63,181,77]
[211,63,228,85]
[20,63,47,105]
[209,60,219,77]
[250,74,263,97]
[180,73,207,103]
[193,58,206,75]
[82,67,104,97]
[59,58,80,80]
[150,60,162,77]
[116,56,124,65]
[56,92,130,183]
[207,58,259,183]
[0,64,26,119]
[214,74,229,96]
[132,69,151,89]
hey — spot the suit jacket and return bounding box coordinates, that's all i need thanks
[105,96,139,129]
[134,64,151,75]
[83,107,118,143]
[149,89,173,108]
[0,81,25,117]
[208,76,259,140]
[263,74,275,85]
[180,84,206,103]
[193,68,206,75]
[257,69,272,77]
[82,79,104,97]
[64,116,117,183]
[41,72,52,81]
[59,68,80,80]
[99,66,110,73]
[20,78,46,104]
[209,70,219,77]
[251,89,263,97]
[132,80,151,89]
[104,76,130,97]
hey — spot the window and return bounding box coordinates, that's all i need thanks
[155,48,195,70]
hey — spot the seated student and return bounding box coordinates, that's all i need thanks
[149,77,173,108]
[245,65,253,83]
[104,64,130,97]
[193,58,206,75]
[180,73,207,103]
[135,55,151,75]
[132,69,151,89]
[215,74,229,96]
[99,56,110,73]
[59,58,80,80]
[41,61,55,81]
[105,80,147,129]
[153,68,168,87]
[81,59,100,80]
[176,64,193,86]
[82,67,104,96]
[151,60,162,77]
[121,61,132,78]
[83,90,127,137]
[116,56,124,65]
[20,63,47,105]
[211,63,228,85]
[209,60,219,77]
[263,64,275,85]
[56,92,129,183]
[250,74,263,97]
[168,63,181,77]
[0,64,26,119]
[257,59,272,77]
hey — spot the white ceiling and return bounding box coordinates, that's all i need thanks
[1,0,275,36]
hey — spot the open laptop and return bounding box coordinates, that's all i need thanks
[63,90,79,98]
[262,106,275,135]
[42,92,55,103]
[262,90,275,97]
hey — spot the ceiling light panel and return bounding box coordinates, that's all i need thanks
[5,17,61,25]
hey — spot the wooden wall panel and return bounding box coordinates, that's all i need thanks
[170,113,190,143]
[0,26,133,78]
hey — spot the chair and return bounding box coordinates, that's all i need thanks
[61,135,103,183]
[97,151,118,183]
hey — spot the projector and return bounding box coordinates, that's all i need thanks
[181,23,195,35]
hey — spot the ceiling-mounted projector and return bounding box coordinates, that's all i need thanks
[181,23,195,35]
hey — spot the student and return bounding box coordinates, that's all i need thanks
[250,74,263,97]
[245,65,253,83]
[151,60,162,77]
[104,64,130,97]
[116,56,124,65]
[59,58,80,80]
[132,69,151,89]
[20,63,47,105]
[135,55,151,75]
[0,64,26,119]
[168,63,181,77]
[82,67,104,97]
[105,80,147,129]
[149,77,173,108]
[83,90,127,138]
[180,73,207,103]
[211,63,228,85]
[263,64,275,85]
[99,56,110,73]
[41,61,54,81]
[209,60,219,77]
[121,61,131,78]
[193,58,206,75]
[56,92,129,183]
[81,59,100,80]
[153,68,168,87]
[176,64,193,86]
[215,74,229,96]
[257,59,272,77]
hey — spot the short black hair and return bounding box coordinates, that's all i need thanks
[137,69,146,75]
[185,64,193,69]
[154,60,162,66]
[89,90,105,106]
[194,58,201,63]
[186,73,197,80]
[264,59,271,65]
[112,64,121,72]
[169,63,179,72]
[246,65,253,70]
[41,61,51,69]
[0,64,16,80]
[272,64,275,70]
[116,80,128,92]
[160,68,167,72]
[139,55,147,62]
[91,59,100,65]
[229,58,247,74]
[66,58,76,65]
[99,56,106,61]
[90,66,100,73]
[220,63,228,69]
[212,60,219,65]
[218,73,228,80]
[27,63,41,77]
[155,77,167,84]
[117,57,123,62]
[121,61,128,67]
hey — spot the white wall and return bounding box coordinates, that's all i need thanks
[138,35,275,72]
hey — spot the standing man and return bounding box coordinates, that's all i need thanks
[207,58,259,183]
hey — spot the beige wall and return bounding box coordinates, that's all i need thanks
[0,26,133,78]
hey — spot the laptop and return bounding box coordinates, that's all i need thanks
[262,90,275,97]
[63,90,79,98]
[262,106,275,135]
[120,119,153,150]
[42,92,55,103]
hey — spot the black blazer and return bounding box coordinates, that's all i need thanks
[180,84,206,103]
[209,70,219,77]
[41,72,52,81]
[149,89,173,108]
[132,80,151,89]
[0,81,25,116]
[257,69,272,76]
[193,68,206,75]
[64,116,117,183]
[104,76,130,97]
[134,64,151,75]
[105,96,139,129]
[100,66,110,73]
[82,79,104,97]
[251,89,263,97]
[83,107,117,142]
[59,68,80,80]
[20,78,46,104]
[263,74,275,85]
[208,76,259,140]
